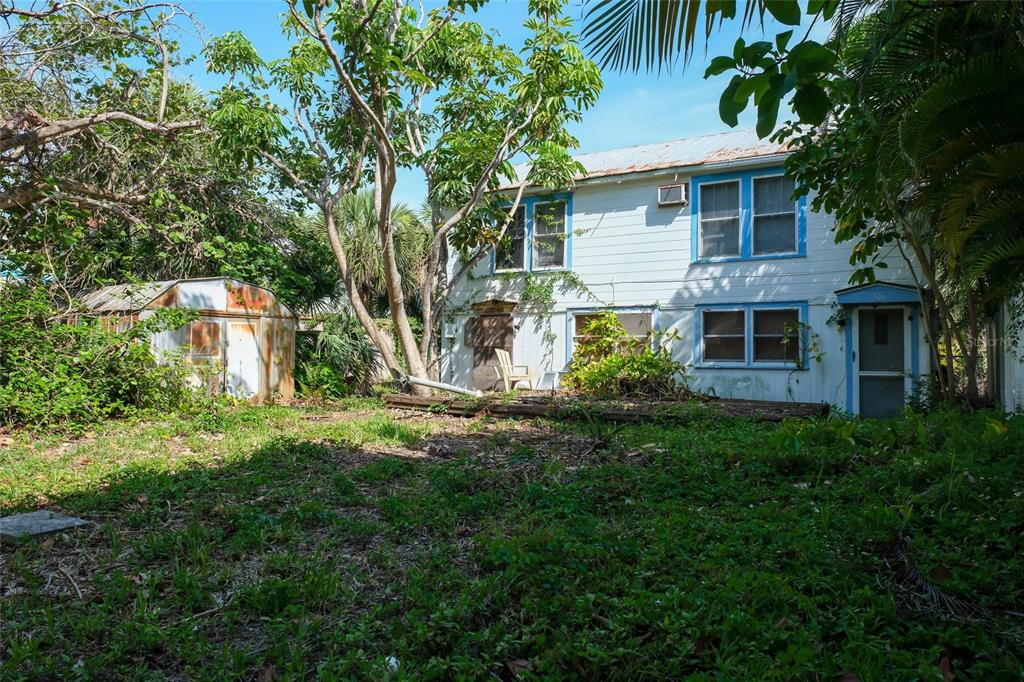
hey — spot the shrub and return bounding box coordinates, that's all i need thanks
[563,311,688,399]
[295,312,380,399]
[0,283,202,431]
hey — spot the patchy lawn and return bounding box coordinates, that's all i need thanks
[1,402,1022,679]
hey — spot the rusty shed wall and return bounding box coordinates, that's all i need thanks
[140,278,296,402]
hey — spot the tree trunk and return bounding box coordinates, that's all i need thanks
[900,226,962,401]
[322,205,402,377]
[964,288,981,406]
[373,150,429,393]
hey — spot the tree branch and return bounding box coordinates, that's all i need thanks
[0,110,201,155]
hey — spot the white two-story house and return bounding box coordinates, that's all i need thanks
[440,130,937,417]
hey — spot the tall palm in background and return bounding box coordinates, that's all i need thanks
[324,190,431,319]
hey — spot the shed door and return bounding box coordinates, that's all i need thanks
[858,308,905,418]
[226,320,261,398]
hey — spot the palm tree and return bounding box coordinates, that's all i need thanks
[581,1,866,72]
[322,190,431,318]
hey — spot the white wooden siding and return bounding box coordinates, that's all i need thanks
[443,163,925,408]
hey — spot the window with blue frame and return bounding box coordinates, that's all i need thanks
[494,206,526,271]
[532,200,567,269]
[692,169,805,262]
[697,303,806,368]
[491,195,570,273]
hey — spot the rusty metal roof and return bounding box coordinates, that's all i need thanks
[79,280,176,313]
[500,129,789,189]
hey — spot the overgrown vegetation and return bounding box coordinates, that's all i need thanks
[1,405,1021,678]
[0,284,205,431]
[295,313,382,400]
[564,311,689,399]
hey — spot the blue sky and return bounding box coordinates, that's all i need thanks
[179,1,819,207]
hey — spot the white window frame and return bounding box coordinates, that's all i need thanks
[697,178,742,260]
[751,307,801,364]
[493,205,527,273]
[531,199,567,271]
[750,173,798,256]
[701,308,746,363]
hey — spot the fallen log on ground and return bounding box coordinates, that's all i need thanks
[383,394,829,423]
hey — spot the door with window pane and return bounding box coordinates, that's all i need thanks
[858,308,905,418]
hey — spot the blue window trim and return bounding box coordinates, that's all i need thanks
[490,193,573,274]
[694,301,810,370]
[690,167,807,264]
[564,305,657,368]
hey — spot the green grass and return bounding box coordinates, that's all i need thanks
[1,404,1022,679]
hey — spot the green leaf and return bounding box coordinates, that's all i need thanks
[792,84,830,125]
[704,56,737,78]
[755,92,780,138]
[732,37,746,62]
[765,0,802,26]
[775,29,793,52]
[808,0,840,20]
[740,41,773,68]
[719,76,744,127]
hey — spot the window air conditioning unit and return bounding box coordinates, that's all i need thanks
[658,183,688,207]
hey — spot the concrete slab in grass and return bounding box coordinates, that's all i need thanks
[0,510,90,541]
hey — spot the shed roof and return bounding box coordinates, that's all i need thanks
[79,280,176,313]
[500,129,789,190]
[79,277,296,318]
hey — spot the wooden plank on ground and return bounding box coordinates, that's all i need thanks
[383,394,828,423]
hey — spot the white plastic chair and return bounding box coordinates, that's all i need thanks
[493,348,532,392]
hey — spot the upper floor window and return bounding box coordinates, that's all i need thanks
[752,175,797,255]
[692,168,805,262]
[491,195,571,273]
[532,200,567,269]
[698,181,740,259]
[494,206,526,271]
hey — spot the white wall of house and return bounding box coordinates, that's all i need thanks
[442,158,930,411]
[1000,302,1024,412]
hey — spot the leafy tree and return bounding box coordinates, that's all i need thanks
[1,1,202,215]
[206,0,601,389]
[582,0,844,136]
[781,2,1024,403]
[1,2,341,314]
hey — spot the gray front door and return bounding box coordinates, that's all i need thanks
[858,308,906,417]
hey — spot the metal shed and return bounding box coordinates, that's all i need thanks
[79,277,296,401]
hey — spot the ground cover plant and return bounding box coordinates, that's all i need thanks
[1,403,1022,679]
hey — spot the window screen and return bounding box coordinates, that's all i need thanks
[532,201,566,269]
[495,206,526,270]
[752,308,799,362]
[189,320,221,360]
[699,181,740,258]
[752,176,797,254]
[702,310,745,361]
